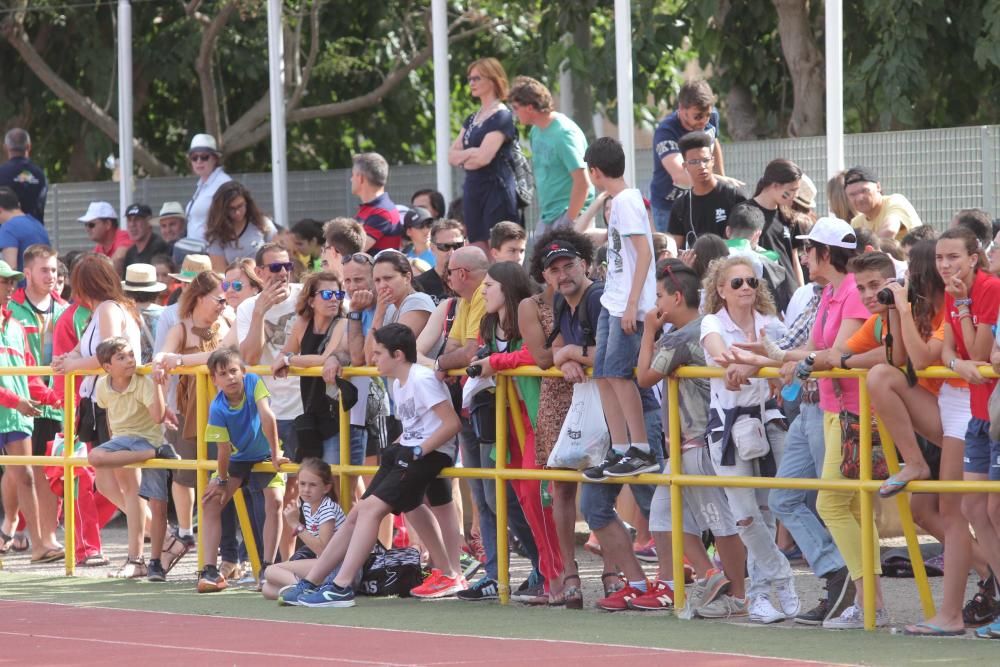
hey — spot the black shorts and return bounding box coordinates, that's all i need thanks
[363,445,451,515]
[425,477,453,507]
[228,459,283,491]
[31,417,61,457]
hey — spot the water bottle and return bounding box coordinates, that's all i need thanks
[781,354,815,402]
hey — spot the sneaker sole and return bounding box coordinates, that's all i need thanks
[457,594,498,602]
[627,601,673,611]
[146,575,166,583]
[603,463,660,478]
[412,585,465,599]
[196,583,227,593]
[751,614,787,624]
[299,599,356,608]
[635,552,658,563]
[794,616,824,626]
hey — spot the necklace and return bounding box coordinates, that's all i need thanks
[471,100,501,128]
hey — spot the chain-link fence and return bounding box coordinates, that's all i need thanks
[44,125,1000,253]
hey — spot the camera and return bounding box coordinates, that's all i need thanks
[465,345,492,377]
[876,278,905,306]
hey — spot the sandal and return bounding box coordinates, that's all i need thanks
[160,533,190,574]
[79,553,110,567]
[30,548,65,564]
[551,574,583,610]
[109,558,147,579]
[0,529,12,554]
[601,571,624,596]
[11,532,29,552]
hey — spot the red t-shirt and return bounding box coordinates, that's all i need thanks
[94,229,133,258]
[945,269,1000,420]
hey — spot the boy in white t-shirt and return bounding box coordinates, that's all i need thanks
[582,137,659,478]
[284,323,464,607]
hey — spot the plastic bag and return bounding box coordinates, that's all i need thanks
[547,381,610,470]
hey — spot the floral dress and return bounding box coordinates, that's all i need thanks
[531,293,574,467]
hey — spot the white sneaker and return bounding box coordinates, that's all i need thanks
[749,594,786,624]
[696,594,749,619]
[774,578,801,617]
[822,604,890,629]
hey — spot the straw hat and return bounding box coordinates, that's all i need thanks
[168,254,214,282]
[122,264,166,293]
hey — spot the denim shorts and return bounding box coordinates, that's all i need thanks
[593,309,643,379]
[322,425,367,466]
[139,468,171,502]
[964,417,996,477]
[652,207,672,235]
[94,434,157,454]
[277,419,299,470]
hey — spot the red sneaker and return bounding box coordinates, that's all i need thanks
[410,570,467,599]
[597,580,646,611]
[627,580,674,610]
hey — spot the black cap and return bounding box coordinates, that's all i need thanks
[541,240,581,269]
[125,203,153,219]
[843,166,879,187]
[403,206,433,228]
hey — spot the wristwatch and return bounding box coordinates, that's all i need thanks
[348,311,363,321]
[433,357,442,372]
[839,352,853,370]
[215,477,229,485]
[948,358,958,371]
[411,446,423,460]
[284,352,293,365]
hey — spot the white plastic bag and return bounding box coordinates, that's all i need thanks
[547,381,610,470]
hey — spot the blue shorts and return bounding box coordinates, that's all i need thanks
[322,425,367,466]
[593,309,643,379]
[139,469,171,502]
[277,419,299,471]
[94,434,157,454]
[652,207,672,235]
[0,431,31,449]
[963,418,1000,480]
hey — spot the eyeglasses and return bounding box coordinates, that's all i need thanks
[317,289,346,301]
[446,266,466,276]
[85,222,98,229]
[190,153,214,163]
[209,295,227,304]
[348,253,374,265]
[222,280,243,292]
[435,241,465,252]
[730,277,760,290]
[266,262,294,273]
[468,75,482,83]
[685,158,713,168]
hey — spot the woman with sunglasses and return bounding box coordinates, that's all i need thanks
[223,258,264,310]
[363,251,436,360]
[448,57,519,251]
[184,133,231,247]
[699,255,800,624]
[272,271,349,463]
[205,182,277,272]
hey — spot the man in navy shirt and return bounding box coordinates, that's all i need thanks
[0,186,49,271]
[649,81,726,235]
[352,152,402,253]
[0,129,47,224]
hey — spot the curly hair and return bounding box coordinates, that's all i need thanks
[528,227,596,284]
[205,181,270,246]
[701,255,777,317]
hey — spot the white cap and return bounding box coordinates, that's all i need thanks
[78,201,118,223]
[188,133,220,155]
[795,216,857,249]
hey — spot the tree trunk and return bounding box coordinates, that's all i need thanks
[571,18,596,141]
[772,0,825,137]
[725,84,759,140]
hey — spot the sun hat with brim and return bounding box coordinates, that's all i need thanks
[795,216,858,249]
[794,174,817,209]
[78,201,118,223]
[188,133,221,156]
[168,254,214,282]
[156,201,187,221]
[122,263,166,293]
[0,260,24,283]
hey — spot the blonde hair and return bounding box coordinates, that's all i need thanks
[701,255,777,317]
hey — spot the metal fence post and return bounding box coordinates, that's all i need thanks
[495,375,510,604]
[338,383,352,511]
[196,371,209,571]
[858,379,877,630]
[63,372,77,576]
[983,126,996,218]
[667,377,686,609]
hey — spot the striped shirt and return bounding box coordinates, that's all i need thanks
[302,496,346,537]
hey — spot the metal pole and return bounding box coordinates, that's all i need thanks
[858,381,876,630]
[431,0,452,202]
[613,0,636,185]
[266,0,289,228]
[63,373,77,576]
[825,0,845,179]
[667,377,686,609]
[116,1,133,215]
[495,376,510,604]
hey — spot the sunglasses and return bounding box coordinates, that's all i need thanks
[435,241,465,252]
[266,262,294,273]
[85,222,98,229]
[348,253,374,265]
[317,289,346,301]
[222,280,243,292]
[730,277,760,290]
[208,295,227,304]
[190,153,214,162]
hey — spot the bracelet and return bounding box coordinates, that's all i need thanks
[293,524,305,536]
[948,358,958,370]
[955,298,973,307]
[959,312,974,321]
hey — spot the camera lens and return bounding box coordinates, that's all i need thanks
[876,287,895,306]
[466,365,483,378]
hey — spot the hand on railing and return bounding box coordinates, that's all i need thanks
[952,358,988,385]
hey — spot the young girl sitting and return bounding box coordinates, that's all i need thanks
[262,458,345,601]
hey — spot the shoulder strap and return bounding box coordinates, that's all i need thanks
[544,293,568,349]
[578,281,602,348]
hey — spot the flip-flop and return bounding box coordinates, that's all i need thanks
[878,475,911,499]
[30,548,65,564]
[11,532,29,552]
[0,529,12,554]
[79,553,110,567]
[903,622,965,637]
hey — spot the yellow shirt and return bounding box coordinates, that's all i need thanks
[448,283,486,344]
[94,374,162,445]
[850,193,922,240]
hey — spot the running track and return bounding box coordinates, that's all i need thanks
[0,600,841,666]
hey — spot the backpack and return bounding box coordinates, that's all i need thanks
[544,281,603,351]
[506,141,534,209]
[359,542,424,597]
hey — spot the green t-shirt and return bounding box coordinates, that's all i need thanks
[7,290,68,422]
[725,237,781,263]
[529,113,594,224]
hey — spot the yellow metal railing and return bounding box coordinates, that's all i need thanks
[3,363,1000,629]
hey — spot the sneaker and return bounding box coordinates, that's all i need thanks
[583,449,623,482]
[633,540,657,563]
[597,581,646,611]
[973,619,1000,638]
[155,443,181,459]
[456,576,499,602]
[237,562,257,586]
[298,582,356,608]
[464,534,486,563]
[510,570,545,602]
[176,530,196,549]
[410,569,467,599]
[797,566,856,626]
[822,604,889,629]
[460,552,482,579]
[627,580,674,610]
[774,579,801,618]
[196,566,227,593]
[146,559,166,583]
[749,594,786,624]
[699,568,731,607]
[109,558,147,579]
[278,578,318,606]
[603,447,660,477]
[964,576,1000,627]
[696,594,748,619]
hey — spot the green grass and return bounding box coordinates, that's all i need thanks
[0,572,989,665]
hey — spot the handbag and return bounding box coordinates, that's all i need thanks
[834,379,889,480]
[547,381,610,470]
[731,394,770,461]
[359,541,423,597]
